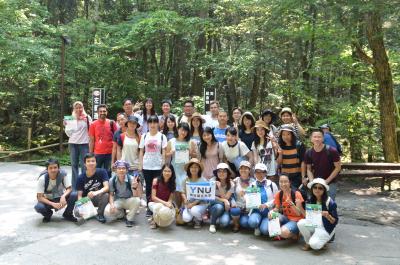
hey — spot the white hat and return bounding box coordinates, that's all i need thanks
[153,207,175,227]
[216,163,230,170]
[239,161,252,169]
[254,163,267,172]
[307,178,329,191]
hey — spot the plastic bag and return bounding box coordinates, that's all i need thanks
[268,212,281,237]
[73,197,97,220]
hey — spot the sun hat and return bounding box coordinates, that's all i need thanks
[261,109,277,122]
[279,124,295,133]
[190,112,206,124]
[254,120,270,131]
[213,163,232,177]
[184,158,204,171]
[239,111,256,126]
[307,178,329,191]
[319,124,330,130]
[125,116,140,127]
[254,163,268,172]
[153,205,175,227]
[280,107,293,117]
[239,161,252,169]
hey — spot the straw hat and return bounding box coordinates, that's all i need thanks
[184,158,204,171]
[190,112,206,124]
[279,107,293,117]
[254,120,269,131]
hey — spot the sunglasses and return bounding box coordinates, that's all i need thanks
[312,185,325,191]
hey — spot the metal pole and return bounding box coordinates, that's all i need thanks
[59,39,65,152]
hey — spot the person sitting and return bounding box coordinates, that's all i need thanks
[298,178,338,250]
[181,158,208,229]
[268,173,305,240]
[34,158,77,223]
[104,160,142,227]
[148,164,176,229]
[230,161,255,232]
[247,163,279,236]
[209,163,234,233]
[76,153,110,223]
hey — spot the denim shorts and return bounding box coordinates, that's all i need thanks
[280,215,300,234]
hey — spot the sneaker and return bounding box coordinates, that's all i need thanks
[209,225,216,233]
[254,228,261,236]
[63,214,78,223]
[194,221,202,229]
[140,199,147,207]
[146,208,153,217]
[42,216,51,223]
[125,220,134,227]
[150,221,157,229]
[96,215,106,223]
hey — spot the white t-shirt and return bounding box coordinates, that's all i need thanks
[36,173,72,200]
[139,132,167,170]
[121,135,140,170]
[202,115,219,129]
[221,141,250,163]
[251,141,277,176]
[66,116,92,144]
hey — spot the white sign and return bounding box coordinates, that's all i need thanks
[245,192,261,209]
[305,204,323,228]
[186,181,216,201]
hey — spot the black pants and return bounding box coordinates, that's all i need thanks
[34,192,77,218]
[142,169,161,205]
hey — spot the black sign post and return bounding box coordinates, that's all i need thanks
[204,87,216,114]
[92,88,105,120]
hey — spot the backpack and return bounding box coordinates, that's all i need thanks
[305,144,333,168]
[38,170,66,198]
[295,141,305,162]
[143,132,164,154]
[329,133,343,155]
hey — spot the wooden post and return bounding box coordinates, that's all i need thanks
[27,127,32,150]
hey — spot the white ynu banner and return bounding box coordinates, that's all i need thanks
[186,181,216,201]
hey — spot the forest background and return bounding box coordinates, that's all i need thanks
[1,0,399,163]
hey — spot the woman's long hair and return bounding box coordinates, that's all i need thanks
[254,127,269,149]
[278,130,297,147]
[309,184,329,205]
[199,127,217,158]
[162,114,178,136]
[216,169,232,191]
[190,116,204,137]
[158,164,176,193]
[71,101,88,119]
[143,98,156,122]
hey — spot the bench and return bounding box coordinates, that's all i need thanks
[339,163,400,191]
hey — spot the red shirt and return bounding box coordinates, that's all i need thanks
[152,179,172,202]
[89,119,117,154]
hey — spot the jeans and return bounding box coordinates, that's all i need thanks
[34,192,77,218]
[91,193,109,216]
[230,208,250,229]
[248,209,270,235]
[142,169,161,205]
[209,202,230,227]
[69,143,89,190]
[280,214,300,234]
[95,154,112,177]
[328,182,337,201]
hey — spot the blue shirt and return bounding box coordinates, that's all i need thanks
[323,133,338,150]
[76,168,109,197]
[213,127,228,143]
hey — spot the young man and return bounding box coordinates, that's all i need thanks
[158,99,176,130]
[76,153,110,223]
[203,101,220,129]
[34,159,77,223]
[89,104,118,177]
[319,124,342,155]
[104,160,142,227]
[213,111,229,143]
[304,129,341,200]
[178,99,195,124]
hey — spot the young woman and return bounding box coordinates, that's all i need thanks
[139,115,167,217]
[136,98,157,133]
[112,113,128,165]
[117,116,141,176]
[276,125,306,189]
[162,114,178,141]
[269,174,305,240]
[189,112,205,155]
[221,127,253,177]
[199,127,223,180]
[248,163,279,236]
[239,112,256,150]
[148,164,177,229]
[231,107,243,130]
[65,101,92,189]
[277,107,305,139]
[252,120,278,179]
[209,163,234,233]
[260,108,278,139]
[298,178,338,250]
[181,159,208,229]
[166,122,196,207]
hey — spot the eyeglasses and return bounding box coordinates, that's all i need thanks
[312,185,325,191]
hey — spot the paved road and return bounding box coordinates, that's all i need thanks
[0,163,399,265]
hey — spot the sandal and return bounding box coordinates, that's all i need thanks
[302,244,311,251]
[150,221,157,229]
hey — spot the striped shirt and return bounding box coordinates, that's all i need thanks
[281,145,304,174]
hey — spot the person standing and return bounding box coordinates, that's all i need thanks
[203,101,220,129]
[178,99,195,124]
[304,129,341,200]
[158,99,176,131]
[112,113,128,166]
[65,101,91,189]
[277,107,306,139]
[135,98,157,133]
[89,104,117,177]
[231,107,243,130]
[239,111,256,150]
[213,111,229,143]
[139,115,168,217]
[319,124,342,155]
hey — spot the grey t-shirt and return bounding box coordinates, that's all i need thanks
[109,175,136,199]
[36,171,71,200]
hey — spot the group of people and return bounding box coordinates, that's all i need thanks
[35,98,342,251]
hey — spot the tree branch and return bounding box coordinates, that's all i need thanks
[352,40,374,65]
